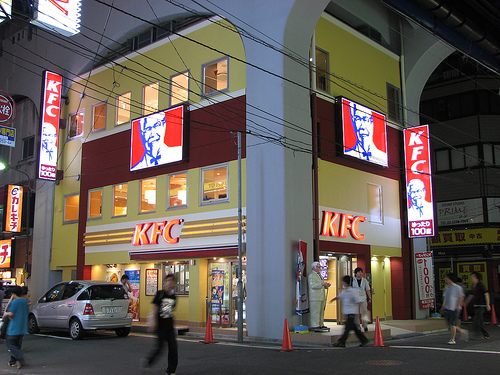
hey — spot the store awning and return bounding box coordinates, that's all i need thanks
[129,245,239,261]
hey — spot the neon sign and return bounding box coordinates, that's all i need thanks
[6,185,23,233]
[0,240,12,268]
[132,219,184,246]
[321,211,366,240]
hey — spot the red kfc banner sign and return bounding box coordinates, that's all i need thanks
[6,185,23,232]
[404,125,435,238]
[39,71,62,181]
[0,240,12,268]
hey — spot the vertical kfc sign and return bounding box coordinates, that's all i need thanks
[404,125,434,238]
[39,71,62,181]
[6,185,23,232]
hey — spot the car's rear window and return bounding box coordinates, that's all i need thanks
[77,285,128,300]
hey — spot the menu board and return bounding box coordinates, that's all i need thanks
[146,269,158,296]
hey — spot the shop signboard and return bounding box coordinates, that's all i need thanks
[437,198,484,226]
[457,262,488,291]
[415,251,435,309]
[0,90,16,126]
[404,125,435,238]
[340,97,388,167]
[0,239,12,268]
[131,219,183,246]
[130,106,184,172]
[32,0,81,36]
[6,185,23,232]
[39,71,62,181]
[321,211,366,240]
[431,228,500,246]
[0,125,15,147]
[125,268,140,321]
[437,267,451,291]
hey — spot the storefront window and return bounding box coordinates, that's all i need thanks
[315,47,329,92]
[88,189,103,220]
[68,109,84,139]
[367,183,383,224]
[201,164,228,205]
[168,172,187,208]
[64,194,79,223]
[113,183,128,217]
[202,57,228,96]
[170,71,189,106]
[166,263,189,295]
[92,102,106,132]
[116,92,131,126]
[143,82,159,115]
[140,178,156,213]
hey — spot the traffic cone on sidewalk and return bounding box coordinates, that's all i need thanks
[462,304,469,322]
[280,319,297,352]
[200,315,217,344]
[373,316,387,347]
[490,305,498,325]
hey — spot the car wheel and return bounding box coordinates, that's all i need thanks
[69,318,85,340]
[28,314,40,334]
[115,327,131,337]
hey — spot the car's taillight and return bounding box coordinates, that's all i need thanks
[84,303,94,315]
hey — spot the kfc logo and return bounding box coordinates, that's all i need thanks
[321,211,366,240]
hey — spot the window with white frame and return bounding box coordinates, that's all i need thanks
[143,82,159,115]
[170,71,189,106]
[165,263,189,295]
[168,172,187,209]
[201,164,228,204]
[367,183,383,224]
[202,57,228,96]
[92,102,106,132]
[140,178,156,213]
[112,183,128,217]
[116,92,131,126]
[88,188,103,220]
[68,109,84,139]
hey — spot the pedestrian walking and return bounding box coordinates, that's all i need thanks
[465,271,490,339]
[351,267,371,332]
[4,286,29,369]
[330,275,369,347]
[440,273,468,344]
[140,274,178,375]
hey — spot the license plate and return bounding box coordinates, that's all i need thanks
[104,306,120,314]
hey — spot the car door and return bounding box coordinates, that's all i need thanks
[36,283,66,328]
[54,282,84,328]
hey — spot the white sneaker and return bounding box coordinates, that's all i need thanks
[447,339,456,345]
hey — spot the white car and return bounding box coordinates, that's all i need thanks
[28,281,133,340]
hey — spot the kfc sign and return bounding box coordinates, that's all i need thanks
[38,71,62,181]
[404,125,435,238]
[340,97,388,167]
[0,240,12,268]
[130,106,184,172]
[132,219,184,246]
[321,211,366,240]
[6,185,23,232]
[32,0,81,37]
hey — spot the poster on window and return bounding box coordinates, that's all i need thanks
[146,269,158,296]
[125,268,140,321]
[106,268,121,283]
[211,269,225,323]
[457,262,488,291]
[415,251,435,309]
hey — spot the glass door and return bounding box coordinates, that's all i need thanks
[230,262,247,327]
[209,262,230,326]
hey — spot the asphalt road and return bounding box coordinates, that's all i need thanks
[0,324,499,374]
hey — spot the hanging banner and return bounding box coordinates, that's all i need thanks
[6,185,23,232]
[0,240,12,269]
[415,251,435,309]
[125,268,140,321]
[404,125,435,238]
[295,240,309,315]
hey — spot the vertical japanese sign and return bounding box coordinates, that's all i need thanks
[125,268,140,321]
[0,240,12,268]
[404,125,435,238]
[6,185,23,232]
[39,71,62,180]
[415,251,435,309]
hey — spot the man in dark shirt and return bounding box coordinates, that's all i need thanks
[141,274,178,375]
[465,272,490,339]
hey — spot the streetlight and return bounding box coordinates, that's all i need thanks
[0,161,33,286]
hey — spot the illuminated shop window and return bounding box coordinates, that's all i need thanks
[88,189,103,220]
[201,164,228,205]
[143,82,159,115]
[168,172,187,209]
[68,109,84,139]
[92,102,106,132]
[367,183,383,224]
[165,263,189,295]
[140,178,156,213]
[170,71,189,106]
[64,194,80,223]
[113,183,128,217]
[202,57,228,96]
[116,92,131,126]
[315,47,329,93]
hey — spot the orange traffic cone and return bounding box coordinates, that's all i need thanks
[373,316,387,347]
[490,305,498,325]
[462,304,469,322]
[200,315,217,344]
[280,318,297,352]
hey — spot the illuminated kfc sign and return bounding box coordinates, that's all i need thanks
[404,125,435,238]
[32,0,81,37]
[130,106,184,172]
[321,211,366,240]
[0,240,12,268]
[340,97,388,167]
[6,185,23,232]
[132,219,184,246]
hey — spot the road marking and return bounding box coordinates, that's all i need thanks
[33,333,72,340]
[390,345,500,355]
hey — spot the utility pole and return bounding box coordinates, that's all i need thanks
[237,131,244,343]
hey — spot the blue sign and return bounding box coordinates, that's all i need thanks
[0,125,15,147]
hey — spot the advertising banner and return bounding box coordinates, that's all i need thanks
[0,125,15,147]
[340,97,388,167]
[39,71,62,180]
[32,0,81,36]
[106,268,121,283]
[211,269,225,323]
[415,251,435,309]
[295,240,309,315]
[0,240,12,268]
[437,198,484,226]
[404,125,435,238]
[6,185,23,232]
[125,268,140,321]
[431,228,500,246]
[130,106,184,172]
